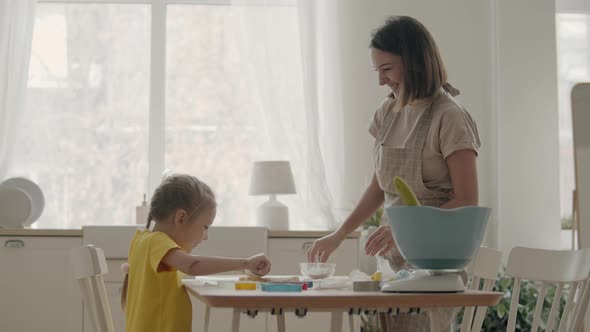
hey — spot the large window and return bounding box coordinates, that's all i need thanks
[556,13,590,243]
[14,3,150,228]
[12,1,303,228]
[165,5,304,226]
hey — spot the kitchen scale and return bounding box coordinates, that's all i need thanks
[381,270,464,293]
[380,206,491,293]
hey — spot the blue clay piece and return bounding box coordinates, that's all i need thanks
[261,283,303,292]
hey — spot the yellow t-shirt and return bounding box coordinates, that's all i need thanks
[125,229,192,332]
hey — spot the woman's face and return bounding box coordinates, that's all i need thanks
[370,48,404,97]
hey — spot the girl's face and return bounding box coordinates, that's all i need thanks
[174,206,216,251]
[370,48,404,97]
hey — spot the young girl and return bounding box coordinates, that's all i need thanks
[121,174,271,332]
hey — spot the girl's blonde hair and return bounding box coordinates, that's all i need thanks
[121,174,216,311]
[370,16,448,110]
[146,174,216,229]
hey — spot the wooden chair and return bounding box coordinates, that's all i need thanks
[71,245,115,332]
[459,246,503,332]
[504,247,590,332]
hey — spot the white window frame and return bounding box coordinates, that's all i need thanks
[38,0,294,198]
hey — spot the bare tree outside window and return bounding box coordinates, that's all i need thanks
[165,4,304,226]
[13,4,150,228]
[13,2,304,228]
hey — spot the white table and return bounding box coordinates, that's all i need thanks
[182,277,502,332]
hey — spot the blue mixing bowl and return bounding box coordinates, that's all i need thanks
[385,206,491,270]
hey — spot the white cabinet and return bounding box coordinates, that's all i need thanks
[0,236,83,332]
[83,225,141,332]
[268,237,359,275]
[267,237,359,332]
[191,232,361,332]
[190,227,269,332]
[84,259,128,332]
[105,282,126,331]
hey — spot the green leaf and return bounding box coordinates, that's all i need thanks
[498,302,507,319]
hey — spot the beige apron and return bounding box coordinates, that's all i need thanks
[372,92,455,331]
[373,93,452,270]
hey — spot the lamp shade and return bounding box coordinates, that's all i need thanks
[249,161,296,195]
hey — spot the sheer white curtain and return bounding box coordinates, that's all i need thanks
[297,0,347,222]
[0,0,37,180]
[230,0,345,229]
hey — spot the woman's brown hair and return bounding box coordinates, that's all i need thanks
[370,16,448,110]
[121,174,216,311]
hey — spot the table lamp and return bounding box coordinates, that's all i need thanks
[249,161,296,230]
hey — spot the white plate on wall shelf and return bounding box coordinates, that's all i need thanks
[0,177,44,227]
[0,186,32,228]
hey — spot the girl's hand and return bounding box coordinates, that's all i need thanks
[121,262,130,274]
[365,225,395,256]
[307,231,346,262]
[245,253,271,277]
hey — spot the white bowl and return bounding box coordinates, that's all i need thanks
[300,262,336,279]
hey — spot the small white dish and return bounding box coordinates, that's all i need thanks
[0,177,45,226]
[0,187,32,228]
[300,262,336,279]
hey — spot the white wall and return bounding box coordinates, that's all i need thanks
[494,0,561,253]
[332,0,561,256]
[557,0,590,13]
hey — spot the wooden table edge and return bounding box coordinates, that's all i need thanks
[184,283,502,310]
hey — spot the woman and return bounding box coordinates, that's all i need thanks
[307,16,480,331]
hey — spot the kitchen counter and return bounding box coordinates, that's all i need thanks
[0,229,83,236]
[0,228,359,238]
[268,230,359,238]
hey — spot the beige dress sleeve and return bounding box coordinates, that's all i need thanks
[439,107,481,159]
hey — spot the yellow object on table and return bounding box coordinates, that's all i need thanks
[371,271,382,281]
[235,282,257,290]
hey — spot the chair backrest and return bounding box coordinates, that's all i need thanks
[460,246,503,332]
[571,249,590,332]
[71,245,115,332]
[504,247,590,332]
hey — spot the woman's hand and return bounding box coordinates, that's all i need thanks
[307,231,346,262]
[244,253,271,277]
[365,225,395,256]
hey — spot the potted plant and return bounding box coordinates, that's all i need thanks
[360,207,384,331]
[363,206,383,230]
[359,207,383,273]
